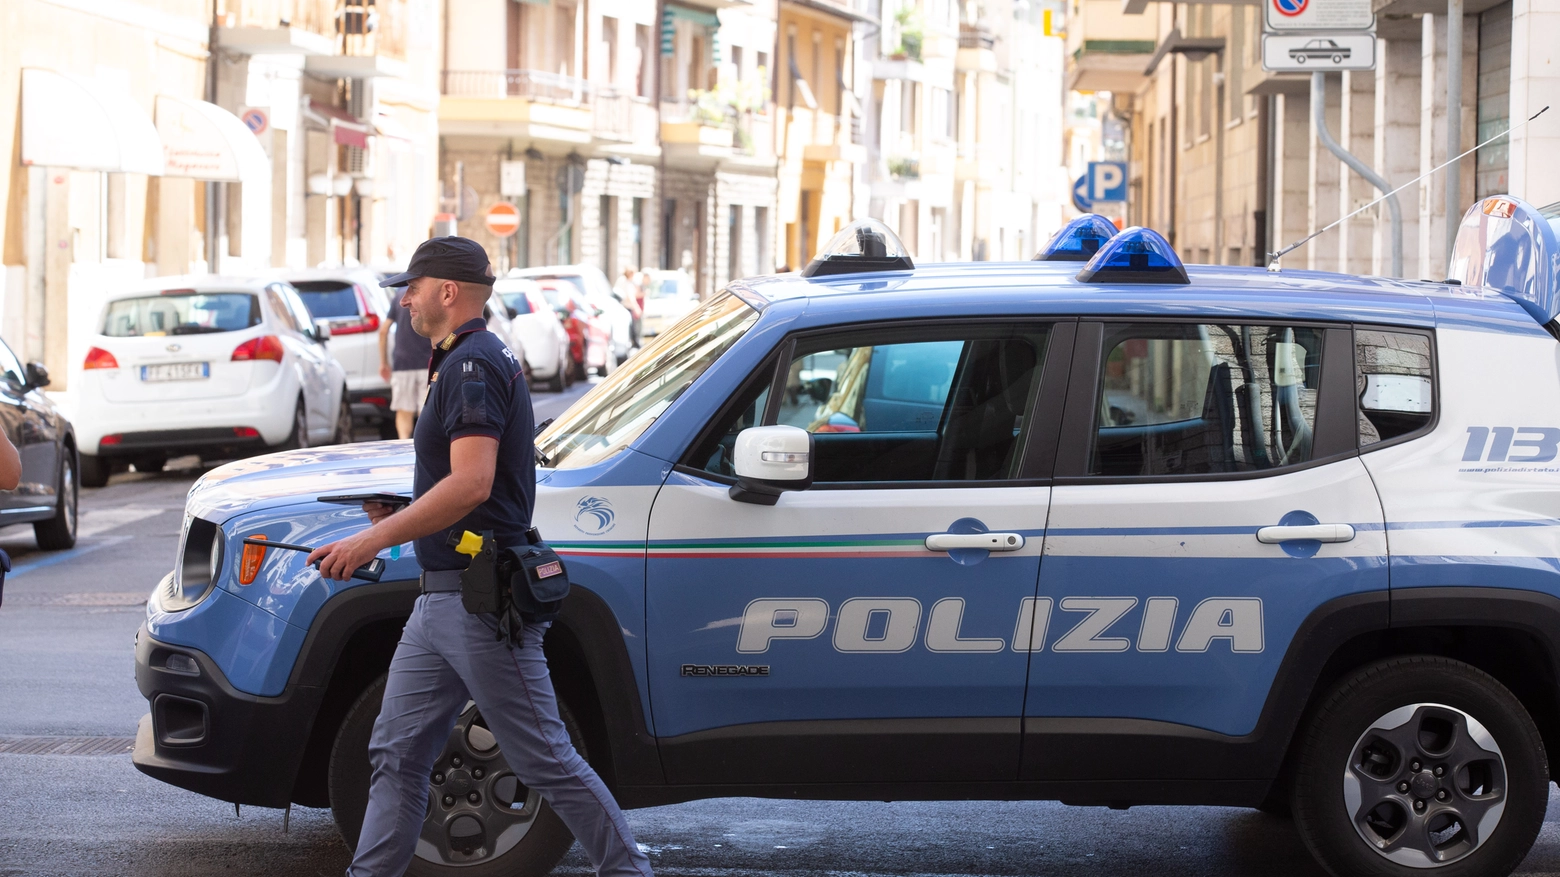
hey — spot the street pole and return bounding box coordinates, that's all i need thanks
[1311,71,1403,278]
[1445,0,1464,266]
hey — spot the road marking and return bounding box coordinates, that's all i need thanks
[9,535,133,577]
[77,506,171,540]
[0,736,135,757]
[2,590,147,606]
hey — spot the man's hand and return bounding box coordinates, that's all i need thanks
[363,500,400,524]
[308,530,384,582]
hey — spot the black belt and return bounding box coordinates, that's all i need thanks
[420,570,464,593]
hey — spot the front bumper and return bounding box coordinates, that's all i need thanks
[132,624,322,807]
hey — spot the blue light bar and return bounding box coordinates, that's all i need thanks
[1449,195,1560,325]
[1076,227,1190,285]
[1034,214,1118,262]
[802,220,915,278]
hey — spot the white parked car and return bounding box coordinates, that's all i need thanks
[641,269,701,338]
[494,278,572,392]
[278,268,394,439]
[509,265,633,364]
[76,277,350,486]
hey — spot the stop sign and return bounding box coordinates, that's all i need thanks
[485,202,521,238]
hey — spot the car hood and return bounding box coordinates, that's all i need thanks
[188,441,419,523]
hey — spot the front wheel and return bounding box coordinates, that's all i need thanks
[329,674,580,877]
[1291,656,1547,877]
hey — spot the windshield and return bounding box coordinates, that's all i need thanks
[649,275,692,299]
[537,292,759,469]
[103,293,261,336]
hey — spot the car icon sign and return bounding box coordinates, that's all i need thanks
[1289,38,1350,63]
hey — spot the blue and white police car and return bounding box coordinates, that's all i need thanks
[134,196,1560,877]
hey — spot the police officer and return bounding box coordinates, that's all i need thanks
[309,237,654,877]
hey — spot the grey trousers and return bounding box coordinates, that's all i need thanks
[346,592,654,877]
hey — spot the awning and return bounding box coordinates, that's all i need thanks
[303,97,372,148]
[20,68,164,175]
[155,96,270,183]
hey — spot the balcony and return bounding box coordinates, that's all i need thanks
[801,112,866,164]
[956,23,998,72]
[439,70,595,143]
[1065,0,1159,91]
[220,0,409,76]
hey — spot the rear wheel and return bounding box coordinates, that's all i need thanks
[33,451,77,550]
[276,399,308,451]
[79,453,110,488]
[333,390,353,444]
[546,353,566,393]
[1291,656,1547,877]
[329,674,580,877]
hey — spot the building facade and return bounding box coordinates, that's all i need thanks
[0,0,441,390]
[1066,0,1559,280]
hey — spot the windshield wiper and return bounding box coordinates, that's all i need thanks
[534,418,554,466]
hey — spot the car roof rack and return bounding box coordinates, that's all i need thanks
[1076,226,1190,285]
[801,220,915,278]
[1034,214,1119,262]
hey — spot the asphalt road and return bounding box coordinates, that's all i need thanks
[6,380,1560,877]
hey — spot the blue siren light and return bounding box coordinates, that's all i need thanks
[1076,226,1190,285]
[801,219,915,278]
[1035,214,1119,261]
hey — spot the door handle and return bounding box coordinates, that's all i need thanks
[1256,524,1355,544]
[925,532,1025,552]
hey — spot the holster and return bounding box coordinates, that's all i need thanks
[453,528,570,645]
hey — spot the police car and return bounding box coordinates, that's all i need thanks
[133,196,1560,877]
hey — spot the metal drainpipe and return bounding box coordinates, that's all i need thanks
[1310,71,1403,277]
[1444,0,1463,266]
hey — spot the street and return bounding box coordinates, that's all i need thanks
[2,378,1560,877]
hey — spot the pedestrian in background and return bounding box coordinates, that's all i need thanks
[378,286,433,439]
[312,237,654,877]
[614,268,644,348]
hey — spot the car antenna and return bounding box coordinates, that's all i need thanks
[1266,105,1550,271]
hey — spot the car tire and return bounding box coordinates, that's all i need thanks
[329,673,580,877]
[332,390,353,445]
[546,356,567,393]
[1291,656,1547,877]
[596,349,617,377]
[132,456,166,474]
[571,357,587,383]
[33,451,78,551]
[79,453,111,489]
[276,399,308,451]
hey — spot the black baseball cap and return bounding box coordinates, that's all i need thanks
[380,236,496,288]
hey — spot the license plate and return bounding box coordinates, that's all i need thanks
[140,362,210,382]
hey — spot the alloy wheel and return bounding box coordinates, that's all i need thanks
[414,704,542,866]
[1343,702,1508,868]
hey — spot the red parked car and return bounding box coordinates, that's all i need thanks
[539,281,612,380]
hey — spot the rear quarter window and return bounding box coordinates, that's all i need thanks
[290,281,362,319]
[1356,328,1435,447]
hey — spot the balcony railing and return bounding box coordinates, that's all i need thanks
[442,69,593,104]
[958,24,995,50]
[593,91,633,139]
[228,0,406,59]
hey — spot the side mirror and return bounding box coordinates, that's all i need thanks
[730,425,814,505]
[24,362,49,389]
[313,320,332,342]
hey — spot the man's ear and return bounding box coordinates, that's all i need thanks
[441,279,462,304]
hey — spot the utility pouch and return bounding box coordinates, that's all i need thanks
[504,528,569,622]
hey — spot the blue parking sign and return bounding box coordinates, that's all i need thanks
[1071,162,1128,211]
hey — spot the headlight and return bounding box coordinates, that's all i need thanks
[159,516,222,612]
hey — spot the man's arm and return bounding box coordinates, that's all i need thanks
[0,432,20,491]
[378,311,393,382]
[308,435,499,580]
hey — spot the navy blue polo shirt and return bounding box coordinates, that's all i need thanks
[413,318,535,571]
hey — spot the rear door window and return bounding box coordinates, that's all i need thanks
[102,293,261,337]
[1091,322,1325,476]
